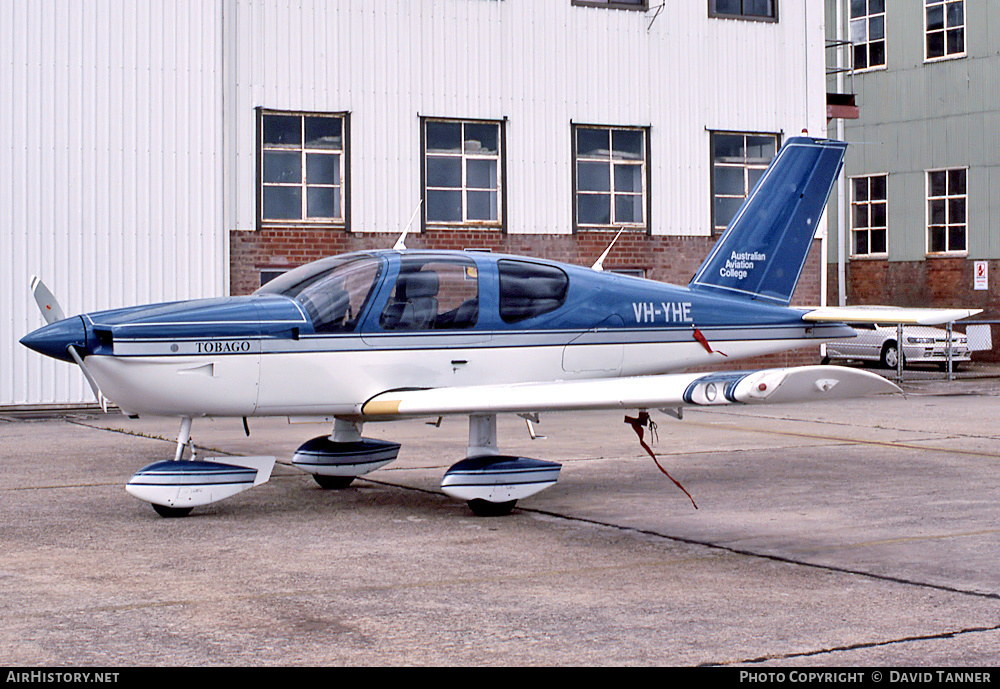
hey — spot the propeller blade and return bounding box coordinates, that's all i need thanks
[29,277,108,412]
[30,276,66,324]
[66,345,108,413]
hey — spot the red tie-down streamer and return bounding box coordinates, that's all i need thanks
[624,410,698,509]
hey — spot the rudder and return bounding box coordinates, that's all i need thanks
[689,137,847,305]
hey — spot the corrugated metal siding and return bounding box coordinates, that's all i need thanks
[831,0,1000,264]
[227,0,827,238]
[2,1,225,405]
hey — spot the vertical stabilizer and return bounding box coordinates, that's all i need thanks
[689,137,847,305]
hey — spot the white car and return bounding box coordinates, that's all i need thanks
[823,323,970,370]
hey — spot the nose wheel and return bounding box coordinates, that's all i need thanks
[467,498,517,517]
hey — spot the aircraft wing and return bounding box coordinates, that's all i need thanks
[361,365,899,419]
[801,305,981,326]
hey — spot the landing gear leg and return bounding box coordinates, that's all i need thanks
[465,414,515,516]
[155,416,195,518]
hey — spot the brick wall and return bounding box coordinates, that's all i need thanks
[231,228,826,368]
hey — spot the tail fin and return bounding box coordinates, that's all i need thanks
[689,137,847,305]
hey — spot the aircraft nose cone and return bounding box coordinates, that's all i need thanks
[20,316,88,363]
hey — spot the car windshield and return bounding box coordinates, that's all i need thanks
[256,255,382,332]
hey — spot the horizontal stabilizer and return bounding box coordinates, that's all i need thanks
[802,305,982,326]
[361,366,900,418]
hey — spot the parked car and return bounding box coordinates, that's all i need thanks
[823,323,970,370]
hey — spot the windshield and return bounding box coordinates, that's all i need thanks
[256,255,382,333]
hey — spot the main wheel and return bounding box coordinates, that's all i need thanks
[313,474,355,489]
[152,503,193,518]
[881,342,903,369]
[467,499,517,517]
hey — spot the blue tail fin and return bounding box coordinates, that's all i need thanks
[689,137,847,305]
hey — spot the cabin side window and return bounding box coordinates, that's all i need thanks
[379,258,480,331]
[256,255,381,333]
[498,260,569,324]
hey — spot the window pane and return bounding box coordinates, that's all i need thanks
[927,31,945,58]
[426,190,463,222]
[615,164,642,193]
[930,226,947,252]
[611,130,643,160]
[851,18,867,43]
[871,202,887,227]
[871,175,887,199]
[869,15,885,40]
[929,171,947,196]
[578,162,611,192]
[467,159,497,190]
[714,196,744,229]
[949,197,966,224]
[615,194,643,224]
[950,225,966,251]
[870,0,884,13]
[850,0,866,19]
[930,199,946,225]
[948,168,967,193]
[307,187,339,219]
[263,186,302,220]
[716,166,745,196]
[577,128,610,159]
[854,230,869,255]
[927,6,944,30]
[871,229,887,254]
[713,0,741,15]
[464,123,498,155]
[306,153,339,185]
[745,136,776,162]
[747,167,765,191]
[467,191,498,221]
[263,151,301,184]
[263,115,301,146]
[426,122,462,153]
[854,44,869,70]
[946,1,964,27]
[426,156,462,188]
[713,134,744,162]
[744,0,772,17]
[853,177,869,201]
[304,117,342,149]
[853,204,869,229]
[947,28,964,54]
[578,194,611,225]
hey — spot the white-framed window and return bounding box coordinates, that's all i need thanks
[850,0,886,70]
[423,118,503,228]
[927,168,967,254]
[709,0,777,21]
[573,125,648,231]
[850,174,887,256]
[260,111,347,226]
[710,131,779,234]
[925,0,965,61]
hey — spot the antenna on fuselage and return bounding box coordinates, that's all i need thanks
[393,200,423,251]
[591,227,625,272]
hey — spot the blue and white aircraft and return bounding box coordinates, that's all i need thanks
[20,137,976,518]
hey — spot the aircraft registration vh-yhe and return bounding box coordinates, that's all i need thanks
[20,136,980,518]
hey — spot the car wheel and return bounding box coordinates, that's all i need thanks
[881,342,903,369]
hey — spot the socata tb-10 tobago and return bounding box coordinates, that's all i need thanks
[21,137,977,517]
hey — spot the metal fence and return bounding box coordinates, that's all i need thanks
[886,320,997,383]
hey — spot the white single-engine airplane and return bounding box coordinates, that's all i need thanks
[21,137,980,517]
